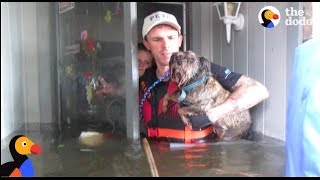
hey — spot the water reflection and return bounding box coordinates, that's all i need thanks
[148,140,285,177]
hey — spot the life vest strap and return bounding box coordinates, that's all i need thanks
[147,125,214,143]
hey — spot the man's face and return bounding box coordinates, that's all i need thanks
[143,25,183,67]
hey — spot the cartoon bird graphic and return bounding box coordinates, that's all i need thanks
[261,9,279,28]
[0,135,42,177]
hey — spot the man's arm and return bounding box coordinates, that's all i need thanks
[206,75,269,123]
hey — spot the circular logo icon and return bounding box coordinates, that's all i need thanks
[258,6,280,28]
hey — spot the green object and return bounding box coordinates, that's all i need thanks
[104,10,112,23]
[86,81,94,105]
[57,144,64,148]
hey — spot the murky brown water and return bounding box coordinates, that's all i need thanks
[149,140,285,177]
[1,128,285,177]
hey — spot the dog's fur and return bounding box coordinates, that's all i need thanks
[162,50,252,141]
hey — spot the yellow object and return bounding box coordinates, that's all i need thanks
[104,10,112,23]
[227,3,234,16]
[78,131,104,147]
[86,81,94,105]
[65,64,73,77]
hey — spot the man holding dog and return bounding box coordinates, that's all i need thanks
[139,11,269,143]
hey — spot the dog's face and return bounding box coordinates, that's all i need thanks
[169,50,210,87]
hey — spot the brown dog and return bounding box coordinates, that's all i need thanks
[162,50,252,141]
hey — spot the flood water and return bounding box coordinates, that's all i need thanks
[1,126,285,177]
[149,139,285,177]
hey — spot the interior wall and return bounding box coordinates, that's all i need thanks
[191,2,302,141]
[1,2,55,144]
[1,2,26,140]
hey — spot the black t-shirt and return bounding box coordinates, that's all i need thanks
[139,59,242,130]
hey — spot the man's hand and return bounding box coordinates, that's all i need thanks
[95,76,114,96]
[206,75,269,123]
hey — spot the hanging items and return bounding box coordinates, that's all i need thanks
[80,30,96,62]
[85,71,94,106]
[65,64,74,78]
[104,2,123,23]
[59,2,75,14]
[104,10,112,23]
[113,2,122,15]
[79,30,101,107]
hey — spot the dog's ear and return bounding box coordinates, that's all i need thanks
[170,52,178,66]
[199,56,211,73]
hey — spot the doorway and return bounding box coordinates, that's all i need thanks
[137,2,189,51]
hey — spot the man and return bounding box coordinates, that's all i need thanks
[139,11,269,143]
[286,38,320,176]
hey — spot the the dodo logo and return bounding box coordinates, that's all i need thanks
[258,6,280,28]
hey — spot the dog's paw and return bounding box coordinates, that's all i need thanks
[162,94,170,113]
[162,105,168,113]
[181,116,192,129]
[206,111,218,124]
[186,112,194,116]
[186,121,193,129]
